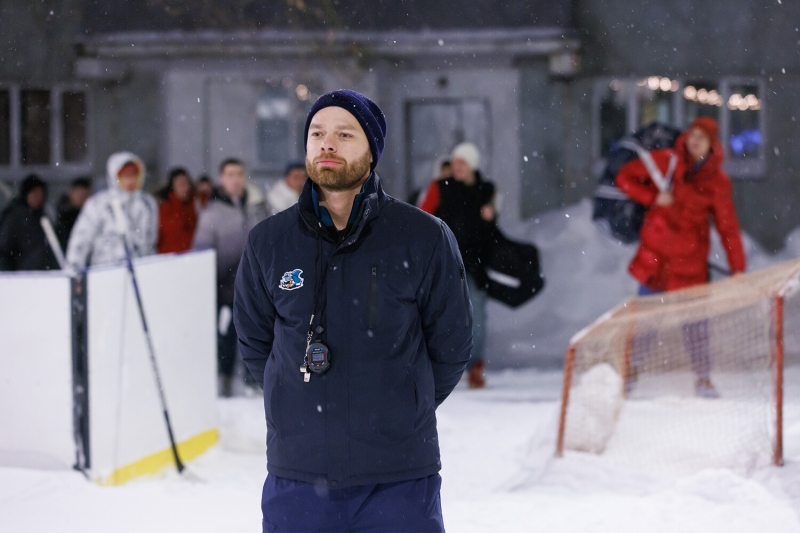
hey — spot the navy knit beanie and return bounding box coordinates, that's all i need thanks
[304,90,386,170]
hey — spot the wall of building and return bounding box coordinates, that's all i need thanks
[4,1,798,252]
[0,0,90,196]
[91,69,163,189]
[575,0,800,250]
[0,0,81,84]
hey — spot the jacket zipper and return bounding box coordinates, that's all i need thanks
[368,265,378,330]
[460,266,470,326]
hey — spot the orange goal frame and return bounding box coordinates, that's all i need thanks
[556,267,800,467]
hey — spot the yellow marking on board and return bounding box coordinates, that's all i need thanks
[96,428,218,486]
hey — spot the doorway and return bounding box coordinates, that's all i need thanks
[404,98,491,196]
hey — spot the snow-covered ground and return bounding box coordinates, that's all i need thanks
[2,368,799,532]
[2,199,800,531]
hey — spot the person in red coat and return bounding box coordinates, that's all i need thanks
[157,167,198,254]
[616,117,746,291]
[615,117,746,397]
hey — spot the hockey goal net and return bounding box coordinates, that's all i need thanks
[556,258,800,472]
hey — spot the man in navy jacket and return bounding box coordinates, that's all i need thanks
[234,90,472,532]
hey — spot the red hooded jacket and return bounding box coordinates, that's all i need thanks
[157,191,198,254]
[615,133,746,291]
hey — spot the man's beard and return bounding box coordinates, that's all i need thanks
[306,151,372,192]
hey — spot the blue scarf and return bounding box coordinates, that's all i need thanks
[311,173,374,235]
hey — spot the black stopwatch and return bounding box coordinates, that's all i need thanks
[306,342,331,373]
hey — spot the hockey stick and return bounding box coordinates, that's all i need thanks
[708,262,732,277]
[41,217,91,478]
[111,198,185,474]
[40,216,72,273]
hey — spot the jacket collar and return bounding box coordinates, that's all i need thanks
[675,133,724,182]
[299,171,384,246]
[443,169,486,188]
[212,187,248,208]
[166,190,194,206]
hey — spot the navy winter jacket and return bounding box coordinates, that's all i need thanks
[234,173,472,489]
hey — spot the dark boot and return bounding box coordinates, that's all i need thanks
[468,360,486,389]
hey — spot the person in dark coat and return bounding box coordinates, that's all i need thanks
[616,117,745,398]
[55,177,92,252]
[195,175,213,210]
[193,159,268,396]
[419,142,495,388]
[234,90,471,533]
[0,174,59,271]
[157,167,197,254]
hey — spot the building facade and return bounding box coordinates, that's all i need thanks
[1,0,798,249]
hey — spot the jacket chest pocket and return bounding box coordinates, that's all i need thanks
[360,262,418,334]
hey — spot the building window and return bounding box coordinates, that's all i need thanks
[21,89,51,165]
[598,81,627,158]
[682,81,721,123]
[636,76,678,127]
[63,92,87,163]
[593,76,765,178]
[0,89,9,165]
[0,85,90,174]
[256,85,291,169]
[255,80,318,173]
[726,83,762,160]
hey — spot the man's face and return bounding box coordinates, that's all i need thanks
[439,162,452,179]
[118,162,140,193]
[305,106,372,192]
[451,157,472,182]
[686,127,712,162]
[285,168,307,193]
[219,163,246,198]
[197,181,213,197]
[69,186,90,208]
[172,174,191,201]
[26,187,44,210]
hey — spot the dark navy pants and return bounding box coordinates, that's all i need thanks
[261,474,445,533]
[217,305,237,378]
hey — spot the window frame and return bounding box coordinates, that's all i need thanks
[718,76,767,179]
[0,82,93,180]
[592,76,767,180]
[252,79,319,175]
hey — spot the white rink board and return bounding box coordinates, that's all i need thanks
[87,251,217,479]
[0,272,74,469]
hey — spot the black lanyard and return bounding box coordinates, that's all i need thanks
[301,233,334,381]
[307,234,330,346]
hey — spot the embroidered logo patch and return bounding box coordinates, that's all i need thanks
[279,269,304,291]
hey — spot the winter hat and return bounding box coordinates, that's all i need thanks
[284,161,306,176]
[106,151,146,191]
[689,117,719,142]
[19,174,47,199]
[451,142,480,170]
[304,90,387,170]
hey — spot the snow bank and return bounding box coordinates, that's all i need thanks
[487,198,794,368]
[486,199,637,367]
[563,363,624,454]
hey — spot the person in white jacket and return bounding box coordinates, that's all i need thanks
[66,152,158,269]
[265,161,306,216]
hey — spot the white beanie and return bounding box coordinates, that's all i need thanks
[451,142,480,170]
